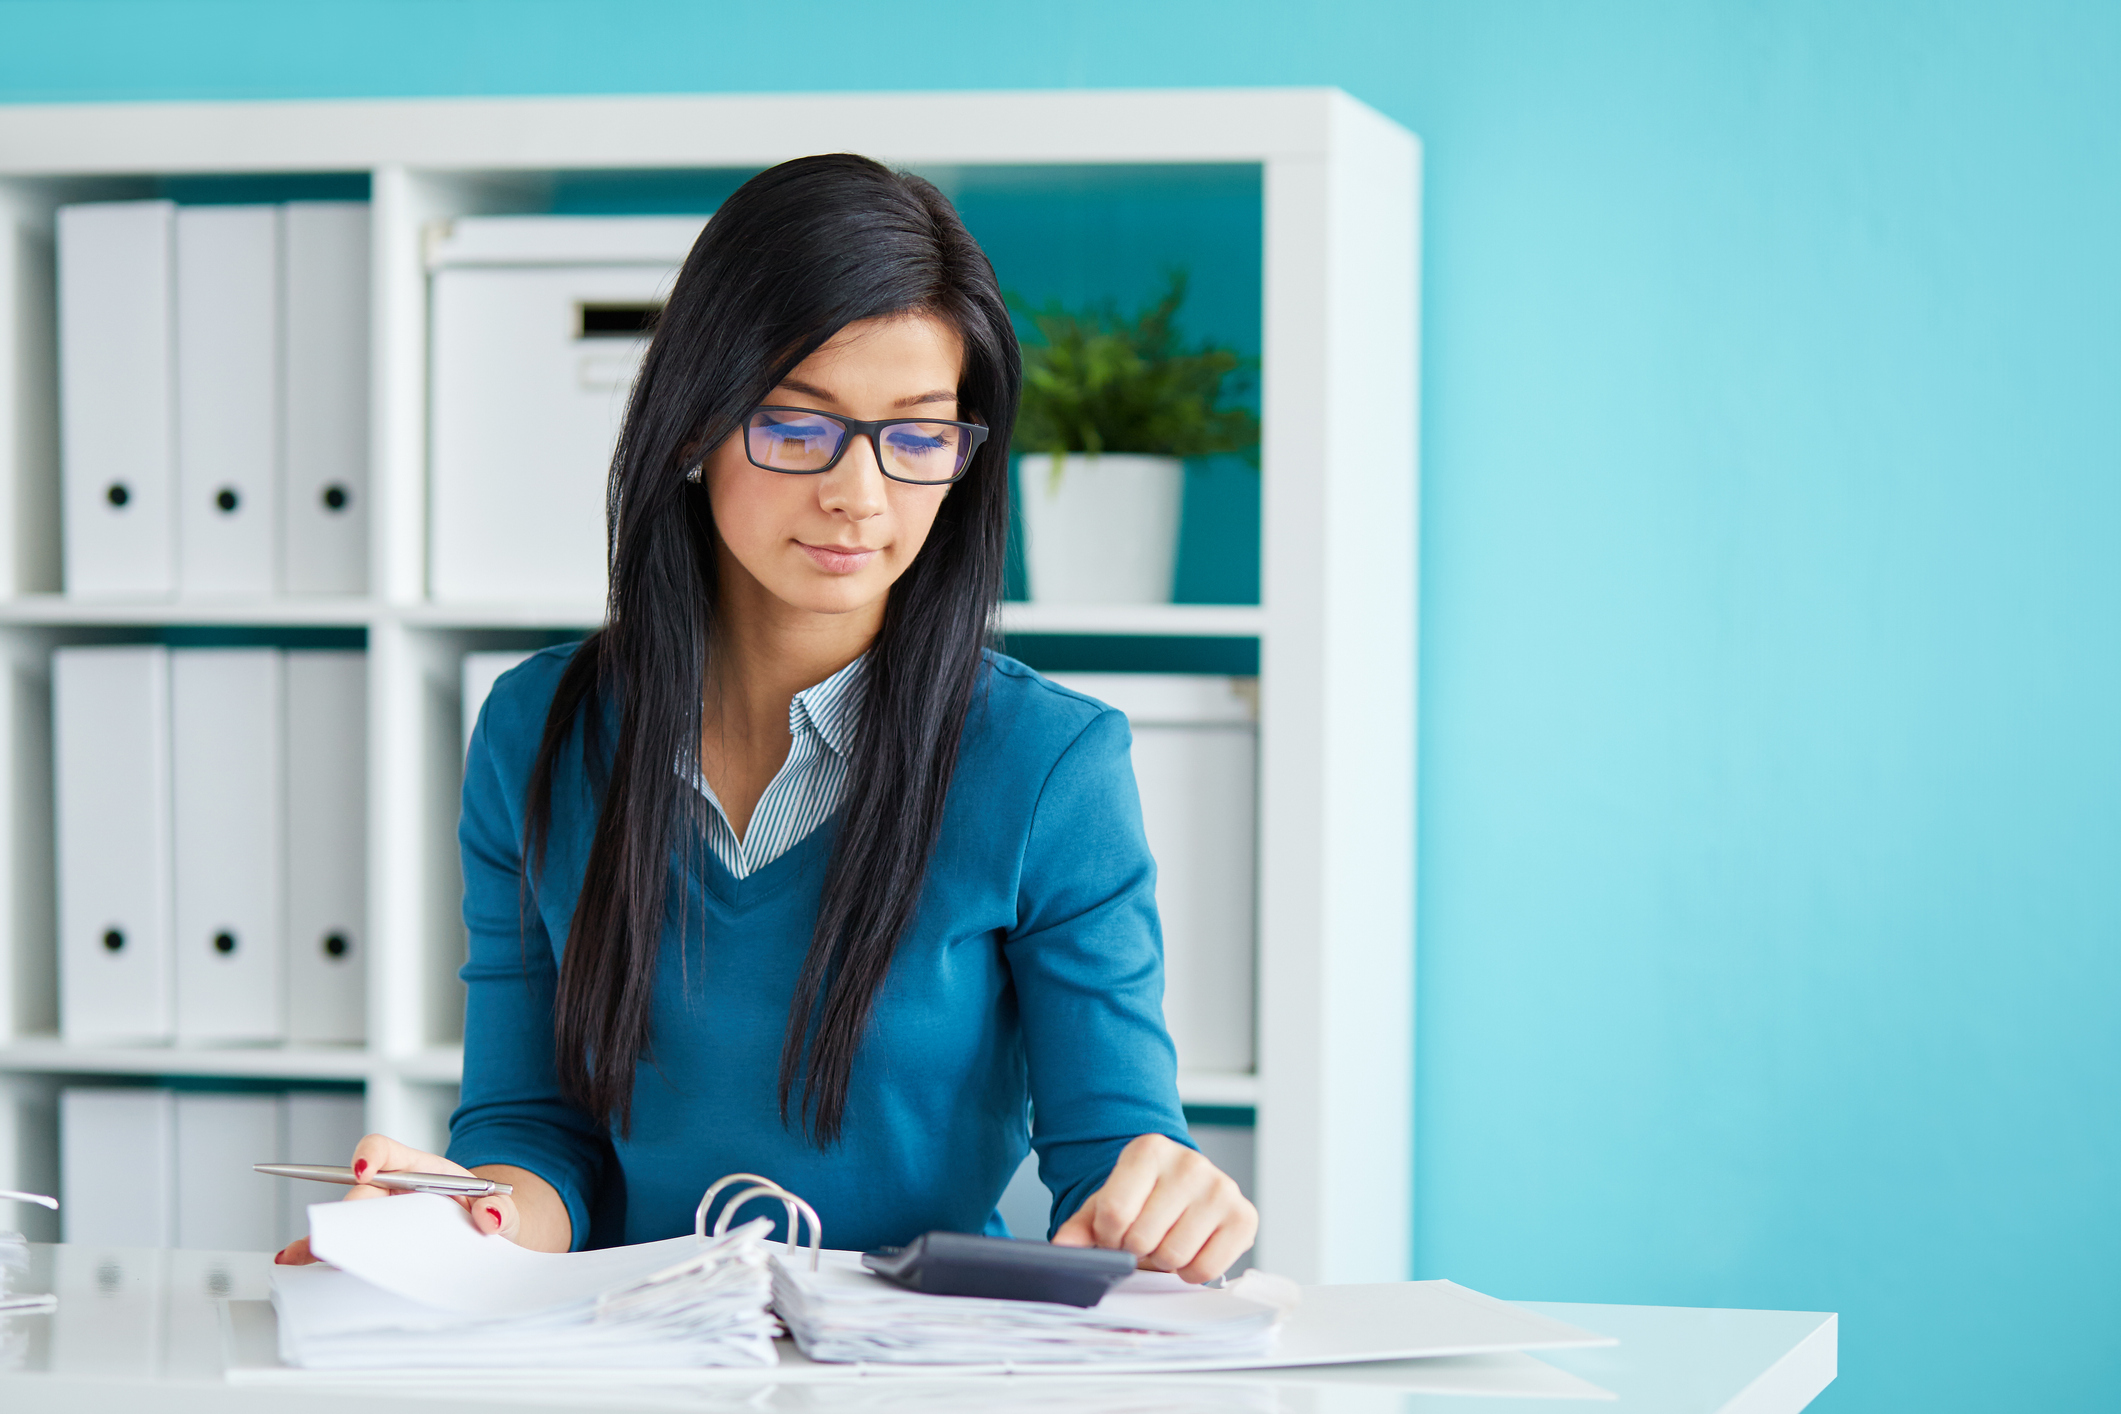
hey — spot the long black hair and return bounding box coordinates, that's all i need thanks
[522,155,1019,1145]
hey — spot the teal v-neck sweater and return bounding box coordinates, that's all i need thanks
[446,645,1191,1251]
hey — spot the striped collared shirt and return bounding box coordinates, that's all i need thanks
[690,654,864,880]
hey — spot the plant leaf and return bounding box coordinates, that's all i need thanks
[1008,269,1261,469]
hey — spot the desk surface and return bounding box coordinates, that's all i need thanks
[0,1243,1835,1413]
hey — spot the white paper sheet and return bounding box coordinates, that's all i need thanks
[306,1193,710,1317]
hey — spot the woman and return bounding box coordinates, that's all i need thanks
[278,154,1256,1283]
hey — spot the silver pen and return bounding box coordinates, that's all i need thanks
[255,1163,514,1197]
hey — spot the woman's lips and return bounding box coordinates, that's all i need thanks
[796,540,879,574]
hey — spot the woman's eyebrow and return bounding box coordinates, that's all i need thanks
[894,389,959,408]
[774,377,840,404]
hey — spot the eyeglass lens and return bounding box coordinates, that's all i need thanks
[745,409,973,484]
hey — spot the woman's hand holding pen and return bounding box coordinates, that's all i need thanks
[272,1134,570,1264]
[1050,1133,1259,1283]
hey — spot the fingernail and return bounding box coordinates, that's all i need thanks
[353,1160,367,1177]
[486,1207,501,1227]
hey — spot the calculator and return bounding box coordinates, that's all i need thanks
[860,1232,1139,1307]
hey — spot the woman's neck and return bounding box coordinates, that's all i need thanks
[698,548,881,839]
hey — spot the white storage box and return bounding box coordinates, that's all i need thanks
[427,216,709,605]
[1046,673,1258,1074]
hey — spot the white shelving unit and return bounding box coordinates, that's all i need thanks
[0,88,1418,1283]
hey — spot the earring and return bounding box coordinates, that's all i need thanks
[684,461,703,484]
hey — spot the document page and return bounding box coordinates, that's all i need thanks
[306,1193,704,1316]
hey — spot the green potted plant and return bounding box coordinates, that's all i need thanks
[1012,272,1259,604]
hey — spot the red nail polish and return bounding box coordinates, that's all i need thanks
[486,1207,501,1226]
[353,1160,367,1178]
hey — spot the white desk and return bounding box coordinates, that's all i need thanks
[0,1244,1835,1412]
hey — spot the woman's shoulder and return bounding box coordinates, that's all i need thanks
[970,651,1129,760]
[470,642,585,765]
[952,653,1140,858]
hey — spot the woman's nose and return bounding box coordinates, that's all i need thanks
[818,435,889,518]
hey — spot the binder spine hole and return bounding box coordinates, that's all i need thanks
[323,932,351,959]
[321,483,351,511]
[212,931,237,955]
[101,929,125,953]
[214,487,240,513]
[105,482,130,508]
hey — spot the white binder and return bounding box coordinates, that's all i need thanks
[279,1090,367,1246]
[57,199,177,598]
[174,1091,284,1252]
[175,204,281,596]
[281,202,370,596]
[461,649,535,755]
[284,651,367,1044]
[1047,674,1259,1074]
[59,1087,175,1246]
[54,645,175,1042]
[172,649,286,1042]
[428,216,705,605]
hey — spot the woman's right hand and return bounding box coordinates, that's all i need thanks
[272,1134,528,1265]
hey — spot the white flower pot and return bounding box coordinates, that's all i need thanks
[1017,453,1184,605]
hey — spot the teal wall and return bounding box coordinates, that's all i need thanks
[9,3,2119,1409]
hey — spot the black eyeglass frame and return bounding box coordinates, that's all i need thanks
[733,405,991,486]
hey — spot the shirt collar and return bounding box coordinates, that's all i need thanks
[788,653,866,759]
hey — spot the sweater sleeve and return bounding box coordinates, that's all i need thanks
[1003,706,1195,1236]
[443,705,610,1250]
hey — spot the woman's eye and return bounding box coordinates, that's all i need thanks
[886,429,950,453]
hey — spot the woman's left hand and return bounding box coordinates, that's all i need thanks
[1051,1133,1258,1283]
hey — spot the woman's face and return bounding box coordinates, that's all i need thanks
[705,313,965,621]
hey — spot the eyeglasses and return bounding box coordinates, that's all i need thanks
[738,405,989,486]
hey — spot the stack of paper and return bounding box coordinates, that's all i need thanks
[770,1253,1285,1366]
[271,1194,775,1369]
